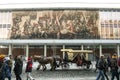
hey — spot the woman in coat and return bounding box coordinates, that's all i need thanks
[0,57,12,80]
[0,57,5,80]
[25,57,35,80]
[4,59,12,80]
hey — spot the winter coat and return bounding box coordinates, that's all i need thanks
[0,61,11,79]
[25,60,33,72]
[14,59,23,75]
[110,58,118,72]
[97,59,105,70]
[4,61,12,78]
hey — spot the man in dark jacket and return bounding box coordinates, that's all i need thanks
[13,56,23,80]
[102,58,109,80]
[110,54,119,80]
[96,55,105,80]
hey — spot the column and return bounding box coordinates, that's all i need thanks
[81,45,84,50]
[44,44,47,57]
[62,45,65,59]
[117,44,120,57]
[99,44,102,57]
[8,44,12,56]
[26,44,29,60]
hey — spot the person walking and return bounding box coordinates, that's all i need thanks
[96,55,105,80]
[3,58,12,80]
[103,58,109,80]
[118,56,120,74]
[25,57,35,80]
[13,56,23,80]
[110,54,119,80]
[7,55,13,73]
[94,55,99,72]
[0,55,5,80]
[107,56,111,69]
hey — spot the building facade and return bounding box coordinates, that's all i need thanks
[0,7,120,60]
[1,9,120,40]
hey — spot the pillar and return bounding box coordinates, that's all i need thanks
[81,45,84,50]
[44,44,47,57]
[99,44,102,57]
[117,44,120,57]
[8,44,12,56]
[26,44,29,60]
[62,45,65,59]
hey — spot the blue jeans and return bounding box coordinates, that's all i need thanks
[96,70,105,80]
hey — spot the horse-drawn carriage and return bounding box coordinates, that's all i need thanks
[61,49,93,70]
[34,49,93,71]
[34,55,62,71]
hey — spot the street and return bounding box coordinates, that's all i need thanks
[11,62,112,80]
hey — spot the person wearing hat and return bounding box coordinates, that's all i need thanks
[110,54,119,80]
[0,55,5,80]
[0,56,12,80]
[25,56,35,80]
[3,57,12,80]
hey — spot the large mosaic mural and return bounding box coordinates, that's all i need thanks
[11,10,100,39]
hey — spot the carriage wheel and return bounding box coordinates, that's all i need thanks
[61,63,70,70]
[81,63,87,69]
[87,64,93,70]
[43,66,47,71]
[82,63,93,70]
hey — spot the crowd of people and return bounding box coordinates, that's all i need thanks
[95,54,120,80]
[0,53,120,80]
[0,55,35,80]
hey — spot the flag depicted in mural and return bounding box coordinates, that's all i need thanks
[11,10,100,39]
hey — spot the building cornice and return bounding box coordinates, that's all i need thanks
[0,3,120,10]
[0,39,119,45]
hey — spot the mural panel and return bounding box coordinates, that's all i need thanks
[11,10,100,39]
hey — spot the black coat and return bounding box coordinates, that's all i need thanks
[13,59,23,75]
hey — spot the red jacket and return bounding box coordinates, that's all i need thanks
[25,60,33,72]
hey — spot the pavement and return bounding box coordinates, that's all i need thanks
[9,61,113,80]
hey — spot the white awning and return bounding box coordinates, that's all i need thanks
[0,39,120,45]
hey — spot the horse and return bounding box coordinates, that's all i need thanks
[33,55,62,71]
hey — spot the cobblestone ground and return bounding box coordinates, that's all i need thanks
[11,69,112,80]
[10,62,112,80]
